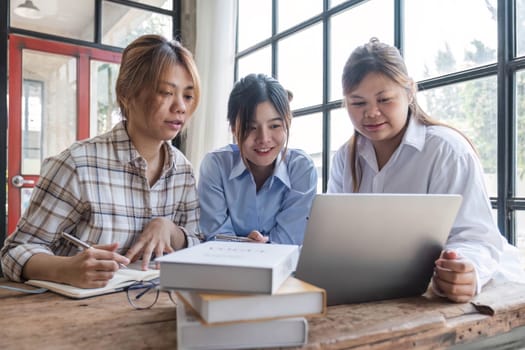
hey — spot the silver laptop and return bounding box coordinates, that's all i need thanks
[295,193,462,306]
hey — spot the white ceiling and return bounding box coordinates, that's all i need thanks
[10,0,171,42]
[10,0,95,39]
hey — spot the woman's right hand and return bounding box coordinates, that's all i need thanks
[61,243,130,288]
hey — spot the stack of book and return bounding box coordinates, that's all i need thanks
[156,241,327,350]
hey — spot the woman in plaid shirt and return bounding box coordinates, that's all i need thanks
[1,34,202,288]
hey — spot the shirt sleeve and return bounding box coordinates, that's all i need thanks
[198,153,236,240]
[428,143,508,293]
[267,153,318,245]
[0,151,84,282]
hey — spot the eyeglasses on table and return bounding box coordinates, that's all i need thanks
[124,278,176,310]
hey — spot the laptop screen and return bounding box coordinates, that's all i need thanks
[295,193,462,306]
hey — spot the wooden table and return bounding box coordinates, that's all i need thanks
[1,278,525,350]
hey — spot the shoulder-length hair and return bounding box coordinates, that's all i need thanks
[116,34,201,119]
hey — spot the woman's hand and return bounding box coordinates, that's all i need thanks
[65,243,130,288]
[247,230,269,243]
[125,217,186,269]
[21,242,128,289]
[432,250,477,303]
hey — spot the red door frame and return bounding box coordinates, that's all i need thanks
[8,34,122,234]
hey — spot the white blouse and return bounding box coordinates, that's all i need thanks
[328,117,525,293]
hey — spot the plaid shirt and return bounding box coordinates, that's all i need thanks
[1,121,201,282]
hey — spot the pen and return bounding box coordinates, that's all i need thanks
[60,231,128,269]
[214,234,253,242]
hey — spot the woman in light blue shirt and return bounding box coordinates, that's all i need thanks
[198,74,317,244]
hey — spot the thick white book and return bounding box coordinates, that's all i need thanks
[177,276,326,324]
[176,302,308,350]
[156,241,300,294]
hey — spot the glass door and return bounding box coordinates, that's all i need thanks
[8,35,121,234]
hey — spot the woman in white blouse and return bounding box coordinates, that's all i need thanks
[329,37,524,302]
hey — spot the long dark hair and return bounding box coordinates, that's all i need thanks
[227,73,292,165]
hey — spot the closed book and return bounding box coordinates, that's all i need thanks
[156,241,299,294]
[25,267,159,299]
[176,302,308,350]
[177,276,326,324]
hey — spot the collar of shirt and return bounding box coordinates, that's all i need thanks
[110,120,176,172]
[402,116,426,151]
[229,144,292,190]
[357,116,426,171]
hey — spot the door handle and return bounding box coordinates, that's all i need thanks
[11,175,35,188]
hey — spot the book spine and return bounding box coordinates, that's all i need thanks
[161,263,271,294]
[177,302,308,349]
[271,251,298,293]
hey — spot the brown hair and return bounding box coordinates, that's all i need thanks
[342,38,476,192]
[116,34,201,119]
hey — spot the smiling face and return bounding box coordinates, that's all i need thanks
[126,63,195,146]
[238,101,287,176]
[345,71,411,154]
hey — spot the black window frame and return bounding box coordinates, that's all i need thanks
[234,0,525,245]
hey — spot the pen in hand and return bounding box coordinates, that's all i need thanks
[60,231,128,269]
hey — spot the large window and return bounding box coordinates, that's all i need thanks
[9,0,174,49]
[235,0,525,257]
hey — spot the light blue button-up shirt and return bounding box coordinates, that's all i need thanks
[198,144,317,244]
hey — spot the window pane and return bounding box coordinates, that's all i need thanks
[518,0,525,57]
[516,70,525,195]
[288,114,323,193]
[237,46,272,79]
[278,0,322,32]
[10,0,95,41]
[21,80,43,174]
[278,24,323,110]
[102,1,172,48]
[21,188,33,215]
[134,0,173,10]
[22,50,77,174]
[418,76,497,196]
[238,0,272,51]
[404,0,497,81]
[329,0,394,101]
[330,108,353,158]
[330,0,348,7]
[513,212,525,267]
[90,61,121,137]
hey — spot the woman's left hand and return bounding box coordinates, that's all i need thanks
[432,250,477,303]
[247,230,269,243]
[125,217,185,269]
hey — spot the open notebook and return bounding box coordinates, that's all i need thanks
[25,264,159,299]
